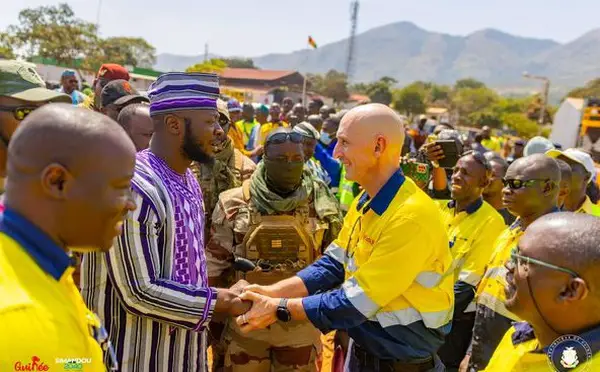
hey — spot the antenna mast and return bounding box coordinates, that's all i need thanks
[346,0,359,81]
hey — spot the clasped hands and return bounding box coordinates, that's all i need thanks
[228,279,281,333]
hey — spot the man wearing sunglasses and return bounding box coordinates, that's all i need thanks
[206,128,342,371]
[436,152,506,369]
[546,148,600,216]
[485,212,600,371]
[57,69,87,105]
[0,60,71,191]
[461,154,561,372]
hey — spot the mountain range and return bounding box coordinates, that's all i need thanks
[154,21,600,99]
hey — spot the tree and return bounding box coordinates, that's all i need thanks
[366,77,397,105]
[501,112,539,138]
[320,70,349,104]
[452,87,499,122]
[349,82,369,94]
[566,78,600,99]
[0,32,14,59]
[93,37,156,68]
[6,3,98,68]
[392,85,426,116]
[454,78,486,90]
[222,57,257,69]
[186,58,228,74]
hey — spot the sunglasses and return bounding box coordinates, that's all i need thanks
[265,132,304,146]
[502,178,550,190]
[510,246,579,277]
[0,106,37,121]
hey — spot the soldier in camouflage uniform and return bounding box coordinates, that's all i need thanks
[207,128,343,372]
[191,99,256,236]
[190,99,255,372]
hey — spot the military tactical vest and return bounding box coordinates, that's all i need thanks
[238,180,328,285]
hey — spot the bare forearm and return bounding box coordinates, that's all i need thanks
[432,167,447,190]
[287,298,308,322]
[267,276,309,298]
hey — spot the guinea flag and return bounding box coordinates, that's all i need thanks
[308,36,318,49]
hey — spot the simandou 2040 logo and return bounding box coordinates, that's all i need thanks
[14,356,50,371]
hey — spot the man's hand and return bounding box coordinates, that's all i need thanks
[229,279,250,296]
[251,145,264,157]
[459,354,471,372]
[423,142,445,162]
[243,284,278,297]
[235,291,279,333]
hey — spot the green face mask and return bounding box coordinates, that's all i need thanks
[263,158,305,194]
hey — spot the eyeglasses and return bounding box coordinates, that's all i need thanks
[502,178,550,190]
[265,132,304,146]
[462,150,491,170]
[0,106,37,121]
[68,79,78,84]
[510,246,580,277]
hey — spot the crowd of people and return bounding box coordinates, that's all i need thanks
[0,58,599,372]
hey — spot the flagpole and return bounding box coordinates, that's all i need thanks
[302,40,309,106]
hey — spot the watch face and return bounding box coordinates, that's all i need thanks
[276,307,291,322]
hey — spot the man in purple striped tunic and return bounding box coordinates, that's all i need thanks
[81,72,249,372]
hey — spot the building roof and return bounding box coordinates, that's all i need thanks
[426,107,449,115]
[219,68,298,81]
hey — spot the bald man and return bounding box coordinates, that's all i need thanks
[462,154,561,372]
[235,104,454,371]
[485,213,600,371]
[0,104,137,371]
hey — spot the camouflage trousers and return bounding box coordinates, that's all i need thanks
[224,318,321,372]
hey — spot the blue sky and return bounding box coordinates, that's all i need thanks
[1,0,597,57]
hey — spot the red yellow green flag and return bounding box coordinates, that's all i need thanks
[308,36,318,49]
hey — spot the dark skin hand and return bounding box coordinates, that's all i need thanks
[423,142,448,190]
[212,280,252,321]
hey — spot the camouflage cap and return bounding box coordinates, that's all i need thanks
[217,98,230,122]
[0,60,71,103]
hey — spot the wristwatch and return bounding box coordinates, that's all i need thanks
[275,298,291,322]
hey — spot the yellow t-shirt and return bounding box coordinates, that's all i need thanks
[0,210,106,371]
[259,121,289,146]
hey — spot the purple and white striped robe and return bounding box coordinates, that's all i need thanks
[81,150,216,372]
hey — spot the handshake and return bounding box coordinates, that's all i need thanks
[224,279,285,333]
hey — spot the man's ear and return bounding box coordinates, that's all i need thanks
[165,114,182,135]
[40,163,73,199]
[374,136,386,158]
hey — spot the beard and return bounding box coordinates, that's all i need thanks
[181,119,214,165]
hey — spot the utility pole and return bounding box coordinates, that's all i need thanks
[204,43,209,62]
[346,0,359,81]
[96,0,103,31]
[523,71,551,125]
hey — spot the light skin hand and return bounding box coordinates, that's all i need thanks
[235,291,279,332]
[235,292,309,333]
[459,354,470,372]
[243,276,309,299]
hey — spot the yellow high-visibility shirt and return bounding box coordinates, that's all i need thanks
[482,137,502,152]
[485,322,600,371]
[436,199,505,312]
[259,121,289,146]
[0,210,106,372]
[475,221,523,321]
[576,196,600,217]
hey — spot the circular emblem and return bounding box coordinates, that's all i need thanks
[547,334,593,371]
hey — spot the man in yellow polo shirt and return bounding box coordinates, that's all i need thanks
[546,148,600,216]
[233,104,454,371]
[0,104,137,371]
[435,152,505,369]
[461,154,561,372]
[485,213,600,371]
[258,103,288,146]
[480,126,502,152]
